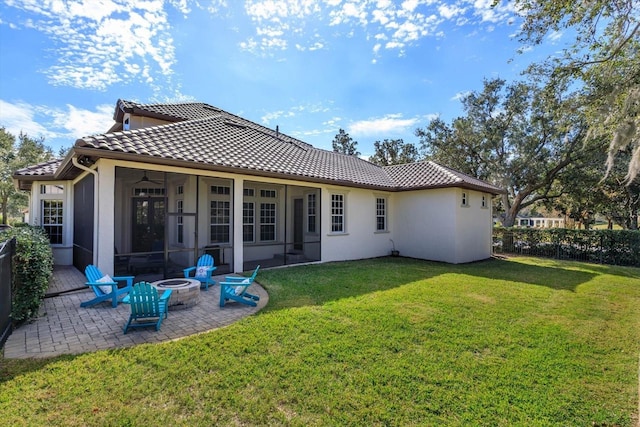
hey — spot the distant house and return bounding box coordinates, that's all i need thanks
[517,216,565,229]
[14,100,503,277]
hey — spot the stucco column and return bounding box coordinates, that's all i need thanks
[233,177,244,273]
[96,159,115,275]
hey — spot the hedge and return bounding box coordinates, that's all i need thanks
[0,225,54,324]
[493,227,640,267]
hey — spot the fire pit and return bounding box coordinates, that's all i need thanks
[152,278,201,310]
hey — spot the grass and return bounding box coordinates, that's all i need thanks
[1,256,639,426]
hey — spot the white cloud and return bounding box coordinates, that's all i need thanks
[238,0,521,58]
[0,100,54,139]
[438,3,464,19]
[0,99,115,149]
[451,90,471,101]
[348,114,419,136]
[48,104,115,138]
[1,0,220,92]
[547,30,563,42]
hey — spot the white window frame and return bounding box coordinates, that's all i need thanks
[307,193,317,234]
[461,191,468,207]
[176,199,184,244]
[481,194,488,209]
[375,197,387,232]
[41,199,64,245]
[209,184,231,244]
[259,202,276,242]
[243,201,255,243]
[331,193,345,233]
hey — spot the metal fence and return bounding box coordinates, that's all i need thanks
[493,228,640,267]
[0,238,15,348]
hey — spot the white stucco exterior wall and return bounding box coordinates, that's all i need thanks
[28,180,74,265]
[454,189,493,263]
[392,188,493,264]
[392,188,458,263]
[320,186,394,262]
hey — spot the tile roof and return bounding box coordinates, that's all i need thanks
[14,158,63,177]
[115,99,228,122]
[77,114,395,188]
[15,100,503,194]
[383,161,503,193]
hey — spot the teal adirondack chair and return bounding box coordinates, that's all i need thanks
[219,265,260,307]
[123,282,172,334]
[82,265,134,308]
[183,254,217,290]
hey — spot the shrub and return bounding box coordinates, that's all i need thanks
[493,227,640,267]
[0,225,53,324]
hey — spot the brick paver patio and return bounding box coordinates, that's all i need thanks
[3,266,268,359]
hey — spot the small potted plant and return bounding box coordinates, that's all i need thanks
[390,239,399,257]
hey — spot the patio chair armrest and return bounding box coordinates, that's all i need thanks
[159,289,173,302]
[223,276,250,283]
[86,280,117,287]
[112,275,134,287]
[183,266,196,277]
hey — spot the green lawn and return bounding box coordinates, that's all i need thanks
[1,256,639,426]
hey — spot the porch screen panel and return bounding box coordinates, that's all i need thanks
[73,174,94,270]
[210,200,230,243]
[260,202,276,241]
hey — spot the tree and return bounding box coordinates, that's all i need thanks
[506,0,640,181]
[0,128,53,224]
[548,144,639,230]
[368,139,419,166]
[416,78,592,227]
[331,129,360,156]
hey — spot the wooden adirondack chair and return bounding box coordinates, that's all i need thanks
[82,265,134,308]
[123,282,172,333]
[183,254,217,290]
[219,265,260,307]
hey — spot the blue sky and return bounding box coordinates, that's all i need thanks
[0,0,564,159]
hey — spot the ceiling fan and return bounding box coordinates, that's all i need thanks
[134,170,163,185]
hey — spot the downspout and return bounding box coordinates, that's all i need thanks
[72,156,99,264]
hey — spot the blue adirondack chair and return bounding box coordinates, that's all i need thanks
[183,254,217,290]
[219,265,260,307]
[82,265,134,308]
[123,282,172,334]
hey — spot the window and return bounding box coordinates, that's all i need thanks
[133,188,165,196]
[376,197,387,231]
[210,200,230,243]
[176,199,184,244]
[42,200,63,244]
[481,195,487,208]
[461,192,468,207]
[177,185,184,195]
[243,188,255,197]
[211,186,230,195]
[260,203,276,241]
[331,194,345,233]
[243,202,255,242]
[260,189,276,198]
[307,193,316,233]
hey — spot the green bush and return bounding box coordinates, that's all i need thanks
[493,227,640,267]
[0,225,53,324]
